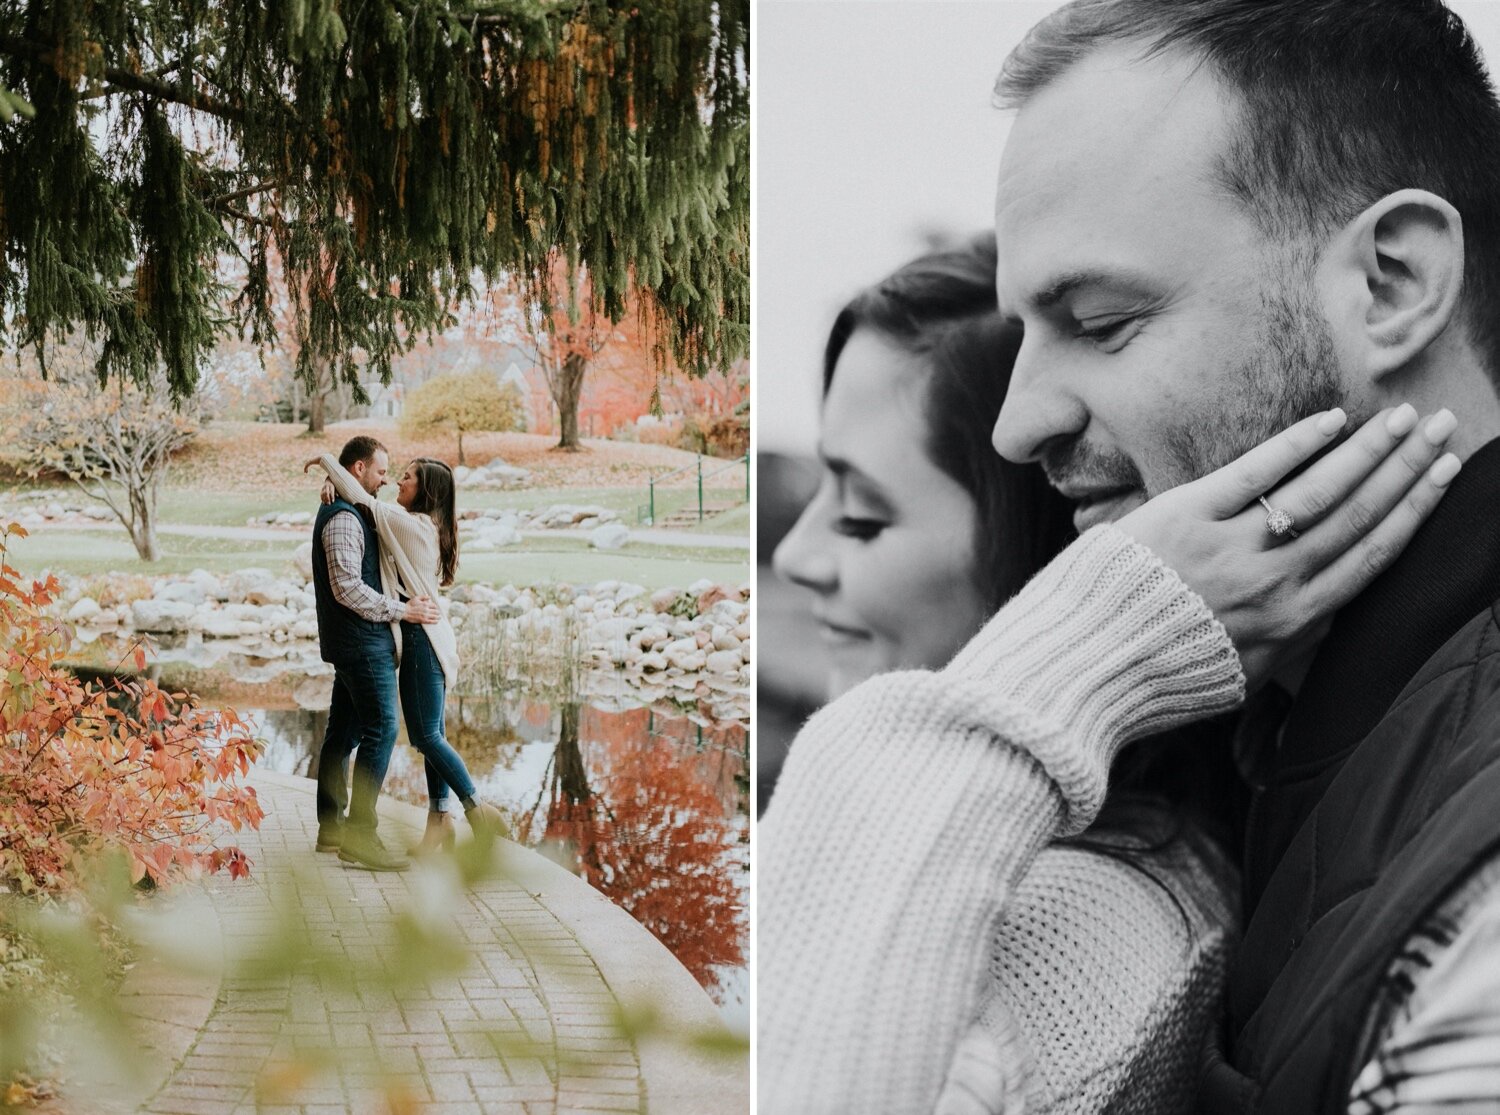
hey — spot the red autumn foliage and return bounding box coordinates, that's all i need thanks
[523,703,746,998]
[512,259,660,450]
[0,524,264,892]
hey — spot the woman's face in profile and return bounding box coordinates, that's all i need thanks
[773,330,990,698]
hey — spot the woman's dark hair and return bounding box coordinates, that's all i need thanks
[827,234,1247,861]
[406,458,459,587]
[1069,713,1248,879]
[823,233,1075,612]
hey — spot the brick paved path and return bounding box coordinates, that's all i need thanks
[114,771,744,1115]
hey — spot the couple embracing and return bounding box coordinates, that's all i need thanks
[304,435,503,872]
[763,0,1500,1112]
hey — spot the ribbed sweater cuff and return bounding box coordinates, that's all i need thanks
[943,525,1245,834]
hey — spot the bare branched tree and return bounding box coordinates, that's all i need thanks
[5,350,201,561]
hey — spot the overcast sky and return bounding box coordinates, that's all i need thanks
[756,0,1500,455]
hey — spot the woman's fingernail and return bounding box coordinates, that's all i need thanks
[1430,453,1462,487]
[1316,408,1347,436]
[1424,409,1457,445]
[1386,403,1418,436]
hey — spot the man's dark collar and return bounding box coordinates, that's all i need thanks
[1275,435,1500,777]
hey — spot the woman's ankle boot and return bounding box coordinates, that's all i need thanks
[408,812,457,857]
[464,800,509,842]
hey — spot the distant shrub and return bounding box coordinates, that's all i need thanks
[400,372,527,466]
[701,415,749,459]
[609,413,687,449]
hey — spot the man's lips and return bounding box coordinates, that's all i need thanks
[1053,483,1139,506]
[1066,487,1146,530]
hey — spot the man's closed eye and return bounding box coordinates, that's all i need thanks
[1075,316,1141,350]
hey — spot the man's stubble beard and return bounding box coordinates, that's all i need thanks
[1037,265,1354,509]
[1160,268,1349,493]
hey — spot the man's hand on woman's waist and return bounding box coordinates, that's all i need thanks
[404,596,440,624]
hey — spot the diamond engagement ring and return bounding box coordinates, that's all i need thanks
[1259,495,1300,540]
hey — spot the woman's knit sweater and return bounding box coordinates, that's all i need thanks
[758,525,1247,1114]
[318,454,460,687]
[959,829,1237,1114]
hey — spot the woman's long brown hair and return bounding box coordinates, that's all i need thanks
[407,458,459,586]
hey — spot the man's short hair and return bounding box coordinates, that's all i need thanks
[996,0,1500,388]
[338,435,387,469]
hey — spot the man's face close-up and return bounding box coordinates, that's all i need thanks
[992,43,1346,532]
[353,450,390,496]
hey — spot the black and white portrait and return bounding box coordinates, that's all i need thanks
[755,2,1500,1113]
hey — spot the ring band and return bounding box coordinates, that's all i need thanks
[1259,495,1300,540]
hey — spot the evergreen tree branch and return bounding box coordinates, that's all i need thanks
[2,0,749,401]
[212,204,270,229]
[208,180,284,208]
[0,35,249,123]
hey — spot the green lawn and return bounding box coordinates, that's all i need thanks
[7,530,300,577]
[7,527,745,590]
[687,503,750,535]
[460,540,746,589]
[457,484,746,528]
[153,490,324,527]
[8,477,747,536]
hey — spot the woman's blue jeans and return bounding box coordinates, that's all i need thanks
[399,621,477,812]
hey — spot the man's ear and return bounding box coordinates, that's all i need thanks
[1318,189,1464,384]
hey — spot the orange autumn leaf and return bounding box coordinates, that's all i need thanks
[0,534,262,893]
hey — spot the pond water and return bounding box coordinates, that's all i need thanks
[77,639,749,1033]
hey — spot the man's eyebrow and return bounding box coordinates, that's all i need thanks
[1032,268,1156,310]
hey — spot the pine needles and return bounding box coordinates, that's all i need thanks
[0,0,749,402]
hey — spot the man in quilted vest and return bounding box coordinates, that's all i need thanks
[990,0,1500,1109]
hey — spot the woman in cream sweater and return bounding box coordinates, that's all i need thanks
[309,452,505,852]
[762,239,1460,1113]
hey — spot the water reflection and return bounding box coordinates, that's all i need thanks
[528,703,748,998]
[147,665,748,1029]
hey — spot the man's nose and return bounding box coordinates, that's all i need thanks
[991,346,1088,464]
[772,497,837,595]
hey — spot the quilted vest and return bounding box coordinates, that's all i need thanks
[1198,436,1500,1114]
[311,498,395,664]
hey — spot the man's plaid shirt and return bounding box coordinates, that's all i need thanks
[322,506,406,623]
[1348,857,1500,1113]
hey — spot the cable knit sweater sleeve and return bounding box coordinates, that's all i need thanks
[757,526,1245,1114]
[317,454,441,591]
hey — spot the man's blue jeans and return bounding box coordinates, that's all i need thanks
[316,646,400,833]
[398,621,478,812]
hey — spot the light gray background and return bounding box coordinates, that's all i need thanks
[756,0,1500,455]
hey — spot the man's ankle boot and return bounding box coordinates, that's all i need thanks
[338,827,410,872]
